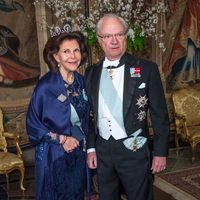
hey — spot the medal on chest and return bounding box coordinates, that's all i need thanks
[108,68,114,79]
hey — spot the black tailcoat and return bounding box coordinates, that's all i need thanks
[85,53,170,157]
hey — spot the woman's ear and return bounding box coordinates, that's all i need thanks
[53,53,60,63]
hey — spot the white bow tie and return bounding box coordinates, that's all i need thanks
[103,58,120,68]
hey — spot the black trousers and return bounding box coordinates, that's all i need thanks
[96,135,153,200]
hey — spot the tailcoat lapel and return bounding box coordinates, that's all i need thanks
[90,61,103,120]
[123,54,139,119]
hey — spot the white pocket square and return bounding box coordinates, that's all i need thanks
[138,83,146,89]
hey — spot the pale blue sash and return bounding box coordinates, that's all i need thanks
[100,68,147,151]
[70,104,81,126]
[123,128,147,151]
[70,104,85,147]
[99,68,124,129]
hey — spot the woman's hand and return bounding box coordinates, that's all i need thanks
[49,132,67,145]
[59,135,67,144]
[62,137,79,153]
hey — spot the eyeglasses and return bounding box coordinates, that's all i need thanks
[97,32,126,41]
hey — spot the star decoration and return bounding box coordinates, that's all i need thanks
[136,95,148,108]
[137,111,146,121]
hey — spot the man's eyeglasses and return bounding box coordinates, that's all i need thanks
[97,32,126,41]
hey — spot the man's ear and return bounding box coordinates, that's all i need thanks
[53,53,60,63]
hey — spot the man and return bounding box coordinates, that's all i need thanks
[85,13,170,200]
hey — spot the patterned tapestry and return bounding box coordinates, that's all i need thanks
[163,0,200,90]
[0,0,40,87]
[0,0,40,146]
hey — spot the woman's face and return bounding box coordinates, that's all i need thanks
[54,39,81,72]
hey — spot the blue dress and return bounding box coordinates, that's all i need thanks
[26,71,90,200]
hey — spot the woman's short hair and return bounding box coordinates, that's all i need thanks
[43,31,88,72]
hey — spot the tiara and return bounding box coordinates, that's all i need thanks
[49,23,72,37]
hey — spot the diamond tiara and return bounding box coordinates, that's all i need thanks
[49,23,72,37]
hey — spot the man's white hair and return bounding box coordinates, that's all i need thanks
[96,13,128,35]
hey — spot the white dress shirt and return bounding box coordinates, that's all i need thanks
[98,58,127,140]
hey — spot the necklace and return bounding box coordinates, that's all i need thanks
[59,67,74,84]
[63,72,74,85]
[67,73,74,84]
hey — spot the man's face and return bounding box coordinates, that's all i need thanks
[98,17,127,61]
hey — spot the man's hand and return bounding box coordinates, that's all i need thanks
[87,152,97,169]
[151,156,166,174]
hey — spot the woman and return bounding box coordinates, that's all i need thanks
[26,31,89,200]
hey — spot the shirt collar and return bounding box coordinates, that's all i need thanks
[103,57,120,68]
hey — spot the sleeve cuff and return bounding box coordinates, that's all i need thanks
[87,148,96,153]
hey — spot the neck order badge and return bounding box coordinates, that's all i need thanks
[107,67,114,79]
[107,65,122,80]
